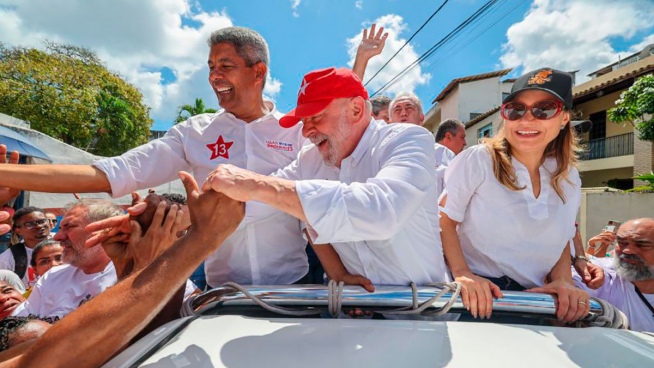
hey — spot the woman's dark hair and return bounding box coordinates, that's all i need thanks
[30,240,61,268]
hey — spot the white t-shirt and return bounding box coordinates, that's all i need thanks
[276,119,451,286]
[434,143,456,200]
[442,145,581,288]
[12,263,117,322]
[574,258,654,332]
[94,102,309,286]
[0,244,35,288]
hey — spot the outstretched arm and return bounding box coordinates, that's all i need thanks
[6,172,244,368]
[352,23,388,81]
[0,144,111,194]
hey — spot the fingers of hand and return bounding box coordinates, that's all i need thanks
[9,150,19,164]
[85,214,130,233]
[179,171,200,201]
[150,200,169,230]
[127,201,147,216]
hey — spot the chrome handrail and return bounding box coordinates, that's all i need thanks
[182,284,603,319]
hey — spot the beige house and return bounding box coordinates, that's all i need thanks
[424,69,513,134]
[573,49,654,189]
[462,46,654,189]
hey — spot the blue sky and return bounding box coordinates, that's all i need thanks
[1,0,653,131]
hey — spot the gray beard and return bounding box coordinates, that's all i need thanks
[613,254,654,281]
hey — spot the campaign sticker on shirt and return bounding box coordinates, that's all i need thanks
[266,140,294,152]
[207,135,234,160]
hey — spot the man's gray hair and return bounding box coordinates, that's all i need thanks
[207,27,270,88]
[389,92,424,115]
[65,199,124,224]
[435,119,465,142]
[370,95,392,116]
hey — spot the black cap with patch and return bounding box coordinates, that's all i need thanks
[503,68,573,109]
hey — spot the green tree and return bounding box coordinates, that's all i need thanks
[175,98,217,124]
[0,42,152,156]
[608,73,654,141]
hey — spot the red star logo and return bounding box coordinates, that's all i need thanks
[206,135,234,160]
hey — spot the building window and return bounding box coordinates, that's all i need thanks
[478,123,492,142]
[589,111,606,140]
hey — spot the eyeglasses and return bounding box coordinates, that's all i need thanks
[501,100,563,121]
[17,218,49,229]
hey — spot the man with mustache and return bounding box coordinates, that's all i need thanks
[574,218,654,332]
[203,67,451,288]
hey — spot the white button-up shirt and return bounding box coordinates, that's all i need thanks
[94,103,309,286]
[275,119,451,286]
[442,144,581,288]
[434,143,455,198]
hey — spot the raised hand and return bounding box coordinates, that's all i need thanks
[0,144,21,205]
[357,23,388,60]
[100,201,183,279]
[181,171,244,245]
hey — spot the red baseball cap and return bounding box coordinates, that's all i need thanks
[279,67,369,128]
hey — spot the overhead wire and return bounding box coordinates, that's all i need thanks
[363,0,450,87]
[426,0,528,75]
[370,0,500,97]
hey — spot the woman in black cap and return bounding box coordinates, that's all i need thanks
[439,68,589,322]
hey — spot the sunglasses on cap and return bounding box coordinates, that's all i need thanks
[501,100,563,121]
[17,218,49,229]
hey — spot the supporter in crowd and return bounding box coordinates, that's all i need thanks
[11,200,123,322]
[440,68,589,322]
[573,218,654,332]
[0,271,25,321]
[203,67,451,288]
[0,317,50,353]
[0,172,244,367]
[435,119,467,156]
[44,213,57,233]
[389,92,425,125]
[0,207,51,288]
[370,95,392,123]
[28,240,63,284]
[433,119,467,197]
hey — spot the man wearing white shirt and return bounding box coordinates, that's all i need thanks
[12,200,121,322]
[434,119,466,197]
[0,27,308,287]
[574,218,654,332]
[203,67,451,286]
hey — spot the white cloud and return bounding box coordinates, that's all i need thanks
[355,1,363,10]
[264,74,283,102]
[0,0,284,129]
[500,0,654,83]
[291,0,301,17]
[346,14,431,97]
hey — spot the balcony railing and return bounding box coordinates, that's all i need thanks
[580,132,634,161]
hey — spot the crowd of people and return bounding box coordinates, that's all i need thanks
[0,23,652,366]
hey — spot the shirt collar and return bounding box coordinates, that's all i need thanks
[346,118,380,168]
[218,99,279,124]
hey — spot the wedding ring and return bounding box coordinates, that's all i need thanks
[578,301,587,305]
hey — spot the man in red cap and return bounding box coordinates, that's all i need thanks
[203,67,451,287]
